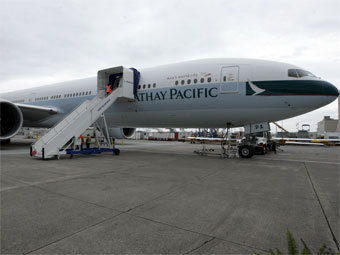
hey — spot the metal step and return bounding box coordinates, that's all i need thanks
[31,67,137,159]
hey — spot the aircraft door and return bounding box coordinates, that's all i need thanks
[220,66,239,93]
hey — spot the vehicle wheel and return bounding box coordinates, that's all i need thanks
[114,148,120,155]
[238,145,254,158]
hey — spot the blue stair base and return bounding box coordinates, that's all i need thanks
[65,147,116,155]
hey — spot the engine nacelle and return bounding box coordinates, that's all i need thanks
[0,99,23,140]
[108,128,136,139]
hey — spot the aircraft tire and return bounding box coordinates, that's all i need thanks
[238,145,254,158]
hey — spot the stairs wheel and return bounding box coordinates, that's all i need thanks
[114,149,120,156]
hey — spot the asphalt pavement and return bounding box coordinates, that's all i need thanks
[1,138,339,254]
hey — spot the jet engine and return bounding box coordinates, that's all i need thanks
[0,99,23,140]
[108,128,136,139]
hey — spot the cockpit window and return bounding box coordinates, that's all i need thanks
[296,69,316,78]
[288,69,316,78]
[288,69,298,78]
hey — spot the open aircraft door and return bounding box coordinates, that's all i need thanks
[220,66,239,94]
[97,66,139,101]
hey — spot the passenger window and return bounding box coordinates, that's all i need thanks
[187,79,191,84]
[148,84,151,88]
[73,93,75,97]
[89,91,91,95]
[223,76,226,82]
[207,77,212,83]
[181,80,185,85]
[153,83,156,88]
[200,78,204,83]
[85,92,88,95]
[143,85,146,89]
[194,78,198,84]
[175,81,179,85]
[138,85,141,89]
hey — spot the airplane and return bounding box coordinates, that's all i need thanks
[0,58,339,154]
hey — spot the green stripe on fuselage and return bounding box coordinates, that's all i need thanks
[246,80,336,96]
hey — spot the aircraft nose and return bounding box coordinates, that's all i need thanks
[323,81,339,97]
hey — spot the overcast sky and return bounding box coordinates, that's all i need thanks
[1,0,339,131]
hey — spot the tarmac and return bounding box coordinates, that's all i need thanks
[1,137,339,254]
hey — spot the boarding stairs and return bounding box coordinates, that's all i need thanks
[31,66,140,159]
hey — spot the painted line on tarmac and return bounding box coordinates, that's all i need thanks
[259,157,340,165]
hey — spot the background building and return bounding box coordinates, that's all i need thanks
[317,116,338,133]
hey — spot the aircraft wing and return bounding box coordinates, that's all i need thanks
[16,103,59,122]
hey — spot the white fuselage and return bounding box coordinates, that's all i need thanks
[0,58,338,128]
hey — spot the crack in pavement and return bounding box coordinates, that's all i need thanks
[184,237,216,254]
[24,212,125,255]
[126,212,266,253]
[0,170,117,192]
[21,182,265,254]
[303,162,340,251]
